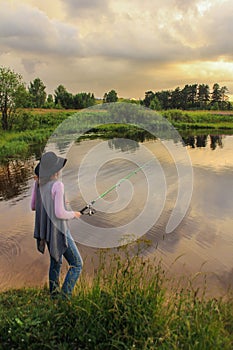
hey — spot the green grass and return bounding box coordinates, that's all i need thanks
[79,123,156,143]
[161,110,233,130]
[0,110,74,161]
[0,251,232,349]
[1,109,233,161]
[0,129,54,160]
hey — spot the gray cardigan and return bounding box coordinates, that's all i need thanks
[33,180,68,262]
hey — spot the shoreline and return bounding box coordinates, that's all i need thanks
[0,253,232,349]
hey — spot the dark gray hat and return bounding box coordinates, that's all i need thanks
[34,163,40,176]
[39,152,67,177]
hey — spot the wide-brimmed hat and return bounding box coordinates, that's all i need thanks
[34,163,40,177]
[39,152,67,177]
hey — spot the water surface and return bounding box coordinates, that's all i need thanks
[0,133,232,297]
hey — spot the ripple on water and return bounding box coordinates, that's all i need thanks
[0,235,21,258]
[0,235,22,288]
[1,136,233,296]
[0,158,35,203]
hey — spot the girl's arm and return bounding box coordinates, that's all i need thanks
[31,180,37,211]
[52,181,77,220]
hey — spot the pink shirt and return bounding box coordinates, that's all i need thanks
[31,181,75,220]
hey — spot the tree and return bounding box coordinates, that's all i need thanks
[103,90,118,103]
[180,84,198,109]
[142,83,231,111]
[189,84,198,108]
[220,86,229,110]
[28,78,47,108]
[170,87,182,109]
[54,85,73,109]
[211,83,221,109]
[43,94,55,109]
[149,96,161,110]
[155,90,171,110]
[197,84,210,109]
[0,66,27,130]
[47,94,54,104]
[141,91,155,108]
[180,85,191,109]
[73,92,95,109]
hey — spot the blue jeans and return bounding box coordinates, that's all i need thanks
[49,230,83,298]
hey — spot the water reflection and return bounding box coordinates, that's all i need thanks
[108,138,140,152]
[107,133,225,152]
[210,135,223,150]
[0,132,233,296]
[84,132,225,152]
[0,133,228,204]
[0,159,34,202]
[183,134,224,150]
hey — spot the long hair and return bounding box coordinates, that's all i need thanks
[39,172,58,186]
[39,176,53,186]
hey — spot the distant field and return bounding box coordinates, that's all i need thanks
[21,108,78,114]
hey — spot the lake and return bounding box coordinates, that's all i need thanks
[0,132,232,298]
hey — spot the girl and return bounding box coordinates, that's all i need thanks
[31,151,82,298]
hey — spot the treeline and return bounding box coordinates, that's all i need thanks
[141,83,232,111]
[0,66,119,130]
[0,65,233,132]
[25,79,96,110]
[25,79,118,110]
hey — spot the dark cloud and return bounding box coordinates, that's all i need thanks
[1,0,232,64]
[66,0,108,9]
[63,0,111,17]
[80,7,195,65]
[0,2,83,56]
[197,1,233,60]
[0,0,232,99]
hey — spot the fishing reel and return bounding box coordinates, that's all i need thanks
[80,204,96,216]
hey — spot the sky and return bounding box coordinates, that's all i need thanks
[0,0,233,100]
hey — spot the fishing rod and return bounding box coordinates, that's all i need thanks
[80,159,153,215]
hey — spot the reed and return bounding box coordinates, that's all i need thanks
[161,109,233,129]
[0,129,53,160]
[0,110,73,160]
[0,249,232,349]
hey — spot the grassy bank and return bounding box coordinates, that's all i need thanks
[0,110,75,161]
[0,128,53,160]
[1,108,233,161]
[0,252,232,349]
[161,110,233,130]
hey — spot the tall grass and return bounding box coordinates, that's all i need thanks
[162,110,233,129]
[1,109,233,161]
[0,110,74,160]
[0,129,53,160]
[0,249,232,349]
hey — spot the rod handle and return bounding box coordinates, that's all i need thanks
[80,204,96,216]
[80,205,88,215]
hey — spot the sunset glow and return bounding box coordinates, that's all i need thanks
[0,0,232,99]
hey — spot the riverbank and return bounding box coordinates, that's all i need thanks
[161,109,233,131]
[1,108,233,161]
[0,110,74,161]
[0,253,232,349]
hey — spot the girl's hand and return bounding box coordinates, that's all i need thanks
[38,239,45,253]
[74,211,81,219]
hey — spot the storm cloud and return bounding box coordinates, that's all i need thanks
[0,2,82,56]
[0,0,232,98]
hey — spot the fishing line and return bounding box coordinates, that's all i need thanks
[80,158,154,215]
